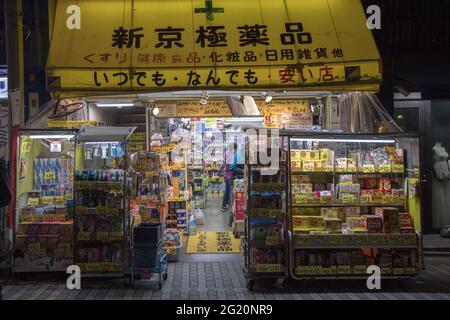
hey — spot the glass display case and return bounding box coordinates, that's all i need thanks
[13,129,77,272]
[285,132,423,279]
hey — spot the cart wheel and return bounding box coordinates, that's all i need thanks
[163,273,168,281]
[274,278,285,289]
[246,280,254,291]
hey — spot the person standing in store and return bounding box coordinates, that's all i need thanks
[221,142,244,212]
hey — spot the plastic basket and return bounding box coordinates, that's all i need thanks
[133,223,162,245]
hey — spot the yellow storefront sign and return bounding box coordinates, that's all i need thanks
[48,0,381,96]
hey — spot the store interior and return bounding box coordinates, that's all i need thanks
[11,91,424,288]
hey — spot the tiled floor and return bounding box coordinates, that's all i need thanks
[2,256,450,300]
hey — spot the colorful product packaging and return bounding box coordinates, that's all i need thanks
[364,215,384,233]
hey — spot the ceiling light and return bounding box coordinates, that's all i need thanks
[152,107,160,116]
[225,117,264,123]
[96,103,134,108]
[29,134,75,140]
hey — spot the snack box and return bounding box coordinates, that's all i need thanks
[290,150,301,161]
[291,160,302,172]
[344,207,360,218]
[375,207,400,233]
[364,215,384,233]
[309,150,320,161]
[300,150,311,161]
[399,213,413,228]
[308,216,325,231]
[346,216,366,229]
[321,208,339,219]
[400,227,415,234]
[324,219,342,233]
[320,149,334,162]
[292,216,310,230]
[314,161,324,172]
[379,178,392,191]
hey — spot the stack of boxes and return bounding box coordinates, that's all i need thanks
[290,149,335,172]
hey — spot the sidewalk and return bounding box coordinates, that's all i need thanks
[1,255,450,300]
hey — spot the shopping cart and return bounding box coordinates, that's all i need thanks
[131,223,168,289]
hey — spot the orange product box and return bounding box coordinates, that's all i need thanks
[399,212,413,228]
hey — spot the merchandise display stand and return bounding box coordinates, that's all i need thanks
[284,131,424,280]
[189,166,206,209]
[13,129,77,273]
[243,134,288,290]
[73,126,135,281]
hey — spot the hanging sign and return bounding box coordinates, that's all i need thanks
[47,0,381,96]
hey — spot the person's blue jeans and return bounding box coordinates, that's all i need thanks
[222,179,232,208]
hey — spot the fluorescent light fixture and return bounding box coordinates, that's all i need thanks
[291,138,396,144]
[225,117,264,122]
[29,134,75,139]
[96,103,134,108]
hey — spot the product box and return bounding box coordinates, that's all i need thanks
[292,216,309,230]
[321,208,339,219]
[379,178,392,191]
[290,150,301,161]
[324,219,342,233]
[346,158,357,172]
[335,158,347,172]
[309,150,320,161]
[344,207,361,218]
[346,216,366,229]
[234,191,246,220]
[364,215,384,233]
[291,160,302,172]
[319,149,334,162]
[399,212,413,228]
[300,150,311,161]
[375,207,400,233]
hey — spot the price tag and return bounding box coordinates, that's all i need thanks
[295,194,308,205]
[393,268,405,275]
[381,267,393,275]
[41,196,54,205]
[338,265,351,274]
[44,171,56,180]
[96,232,110,242]
[342,194,356,204]
[54,196,65,205]
[382,194,394,204]
[363,165,375,173]
[302,162,315,172]
[256,264,283,273]
[295,266,310,275]
[360,194,372,203]
[109,183,122,192]
[336,165,347,172]
[404,267,417,275]
[324,165,334,172]
[27,198,40,206]
[107,208,119,216]
[353,265,367,274]
[96,206,107,215]
[265,236,280,245]
[379,164,391,173]
[76,206,87,215]
[310,266,322,274]
[110,232,123,241]
[77,232,91,241]
[391,164,404,173]
[329,266,338,274]
[28,242,41,252]
[347,165,357,173]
